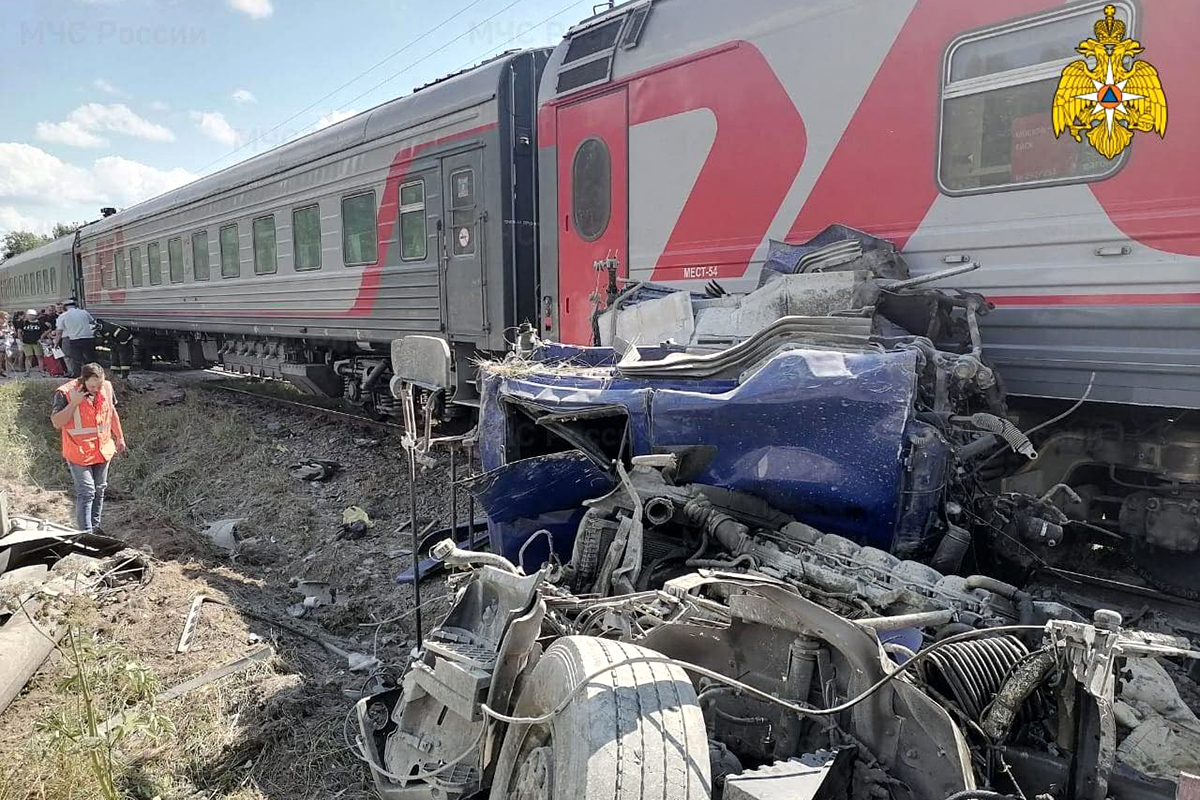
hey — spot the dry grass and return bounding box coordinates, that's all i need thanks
[0,379,380,800]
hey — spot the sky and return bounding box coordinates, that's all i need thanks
[0,0,597,238]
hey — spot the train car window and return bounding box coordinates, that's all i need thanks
[253,215,278,275]
[115,250,126,289]
[168,237,184,283]
[938,2,1131,194]
[100,256,112,290]
[449,170,476,257]
[148,242,162,285]
[557,17,623,94]
[399,181,426,262]
[37,270,45,294]
[129,247,143,287]
[292,205,322,271]
[220,224,240,278]
[50,267,57,292]
[192,231,210,281]
[621,4,650,50]
[341,191,377,266]
[563,18,622,64]
[572,137,611,241]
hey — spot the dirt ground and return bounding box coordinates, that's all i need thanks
[0,371,469,800]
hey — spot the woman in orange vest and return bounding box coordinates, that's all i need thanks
[49,362,127,533]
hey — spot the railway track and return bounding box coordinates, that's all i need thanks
[166,369,403,432]
[208,384,402,430]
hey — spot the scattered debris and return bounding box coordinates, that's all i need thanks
[101,647,274,735]
[288,580,338,618]
[339,505,373,539]
[175,594,211,654]
[293,580,336,607]
[200,517,244,552]
[1,494,149,716]
[291,459,341,481]
[319,640,380,674]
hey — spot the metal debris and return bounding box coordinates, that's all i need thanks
[176,594,211,654]
[201,518,244,552]
[290,460,341,481]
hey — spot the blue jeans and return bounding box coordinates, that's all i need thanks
[68,460,110,532]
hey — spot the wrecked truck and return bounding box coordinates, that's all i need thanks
[365,233,1200,799]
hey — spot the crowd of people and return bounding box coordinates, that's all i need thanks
[0,299,129,380]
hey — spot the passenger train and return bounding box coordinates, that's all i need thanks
[3,0,1199,590]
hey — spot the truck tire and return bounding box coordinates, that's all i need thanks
[488,635,711,800]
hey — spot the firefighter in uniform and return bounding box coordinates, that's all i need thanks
[49,363,127,533]
[96,318,136,380]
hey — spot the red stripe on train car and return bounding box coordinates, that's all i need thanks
[789,0,1056,252]
[348,121,497,317]
[540,42,806,283]
[92,122,497,319]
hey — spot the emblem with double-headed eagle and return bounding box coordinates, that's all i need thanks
[1052,4,1167,159]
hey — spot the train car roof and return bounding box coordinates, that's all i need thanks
[0,234,75,272]
[83,50,541,240]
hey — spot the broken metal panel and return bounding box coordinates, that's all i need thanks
[464,451,613,569]
[478,346,934,555]
[357,564,547,800]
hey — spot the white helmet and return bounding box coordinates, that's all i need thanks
[27,309,37,316]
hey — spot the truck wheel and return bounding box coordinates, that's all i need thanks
[489,635,711,800]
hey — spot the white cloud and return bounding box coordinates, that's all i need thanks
[36,103,175,148]
[35,120,106,148]
[232,88,257,105]
[315,109,357,130]
[93,78,122,95]
[190,111,243,147]
[0,143,99,204]
[0,206,55,236]
[91,156,197,206]
[0,143,197,213]
[149,100,170,113]
[227,0,273,19]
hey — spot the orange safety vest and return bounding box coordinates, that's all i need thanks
[58,380,117,466]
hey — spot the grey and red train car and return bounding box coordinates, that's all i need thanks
[4,0,1200,580]
[69,50,546,414]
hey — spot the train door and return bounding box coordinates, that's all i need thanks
[440,149,486,337]
[556,87,628,345]
[73,252,85,304]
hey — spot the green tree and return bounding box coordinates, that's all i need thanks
[1,230,50,260]
[51,221,82,239]
[1,223,84,261]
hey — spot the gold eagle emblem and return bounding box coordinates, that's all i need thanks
[1052,4,1167,159]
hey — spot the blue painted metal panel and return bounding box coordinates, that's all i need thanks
[476,347,925,562]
